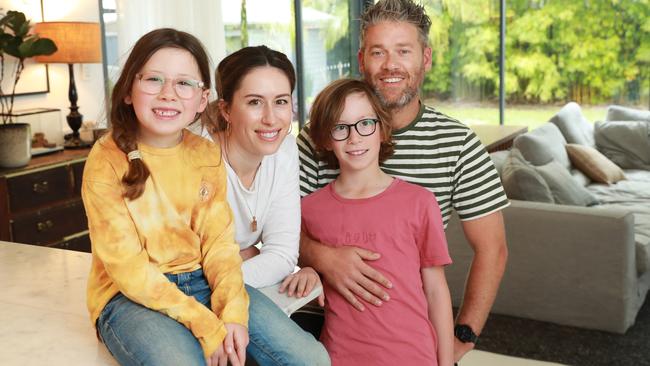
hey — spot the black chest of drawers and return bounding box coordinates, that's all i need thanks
[0,149,91,252]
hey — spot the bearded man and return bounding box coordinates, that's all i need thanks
[297,0,509,363]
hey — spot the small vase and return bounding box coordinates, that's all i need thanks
[0,123,31,169]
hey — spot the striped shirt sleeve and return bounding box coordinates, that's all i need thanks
[452,128,510,220]
[297,124,323,197]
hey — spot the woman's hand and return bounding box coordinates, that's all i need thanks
[279,267,325,306]
[239,245,260,261]
[208,323,249,366]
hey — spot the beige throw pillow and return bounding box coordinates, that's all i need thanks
[566,144,625,184]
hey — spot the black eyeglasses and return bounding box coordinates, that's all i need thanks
[330,118,379,141]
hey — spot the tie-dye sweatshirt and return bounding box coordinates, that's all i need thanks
[82,132,248,359]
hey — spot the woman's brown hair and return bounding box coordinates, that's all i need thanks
[110,28,211,200]
[308,78,395,168]
[205,45,296,133]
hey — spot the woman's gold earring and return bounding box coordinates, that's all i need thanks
[226,121,232,137]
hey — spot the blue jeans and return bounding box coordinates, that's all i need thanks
[97,269,209,366]
[246,285,330,366]
[97,269,329,366]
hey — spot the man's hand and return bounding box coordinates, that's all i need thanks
[311,243,392,311]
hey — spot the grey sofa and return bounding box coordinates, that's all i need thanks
[445,103,650,333]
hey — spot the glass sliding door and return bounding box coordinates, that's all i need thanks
[298,0,354,122]
[221,0,295,57]
[505,0,650,128]
[425,0,501,125]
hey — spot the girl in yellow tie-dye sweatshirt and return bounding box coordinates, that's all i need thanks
[82,28,248,366]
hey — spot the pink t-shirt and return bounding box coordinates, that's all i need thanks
[301,178,451,366]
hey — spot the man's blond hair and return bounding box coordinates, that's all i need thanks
[360,0,431,49]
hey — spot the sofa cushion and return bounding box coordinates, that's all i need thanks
[570,168,591,187]
[489,150,510,175]
[502,149,598,206]
[513,123,571,169]
[550,102,595,147]
[535,160,600,206]
[588,170,650,275]
[606,105,650,122]
[501,149,554,203]
[566,144,625,184]
[595,121,650,170]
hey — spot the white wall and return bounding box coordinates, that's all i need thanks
[114,0,225,89]
[9,0,106,134]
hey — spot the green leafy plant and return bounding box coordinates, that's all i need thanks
[0,10,57,124]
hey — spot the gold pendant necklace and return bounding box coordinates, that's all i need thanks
[242,178,259,232]
[223,140,260,232]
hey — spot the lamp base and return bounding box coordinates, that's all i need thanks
[63,64,91,150]
[64,134,92,149]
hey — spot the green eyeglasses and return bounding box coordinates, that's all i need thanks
[136,72,205,100]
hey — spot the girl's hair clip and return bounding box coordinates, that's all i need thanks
[127,150,142,162]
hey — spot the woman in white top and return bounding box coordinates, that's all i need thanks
[203,46,329,366]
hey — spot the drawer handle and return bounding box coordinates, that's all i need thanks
[37,220,54,232]
[33,181,50,194]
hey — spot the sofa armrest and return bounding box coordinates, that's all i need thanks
[445,200,640,333]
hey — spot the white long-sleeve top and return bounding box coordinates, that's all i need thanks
[197,127,300,288]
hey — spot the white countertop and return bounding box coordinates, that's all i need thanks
[0,241,116,365]
[0,241,567,366]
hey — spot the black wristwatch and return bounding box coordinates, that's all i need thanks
[454,324,478,344]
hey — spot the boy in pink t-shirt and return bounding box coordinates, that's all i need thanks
[300,78,454,366]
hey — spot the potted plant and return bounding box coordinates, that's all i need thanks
[0,10,56,168]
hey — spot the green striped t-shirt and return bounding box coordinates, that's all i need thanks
[296,103,509,228]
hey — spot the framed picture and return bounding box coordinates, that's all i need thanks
[0,0,50,97]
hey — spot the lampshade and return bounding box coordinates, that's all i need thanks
[34,22,102,64]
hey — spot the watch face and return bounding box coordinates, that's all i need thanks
[454,324,477,343]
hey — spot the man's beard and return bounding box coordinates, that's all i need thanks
[372,84,418,110]
[367,68,424,111]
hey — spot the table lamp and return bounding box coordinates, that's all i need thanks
[34,22,102,149]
